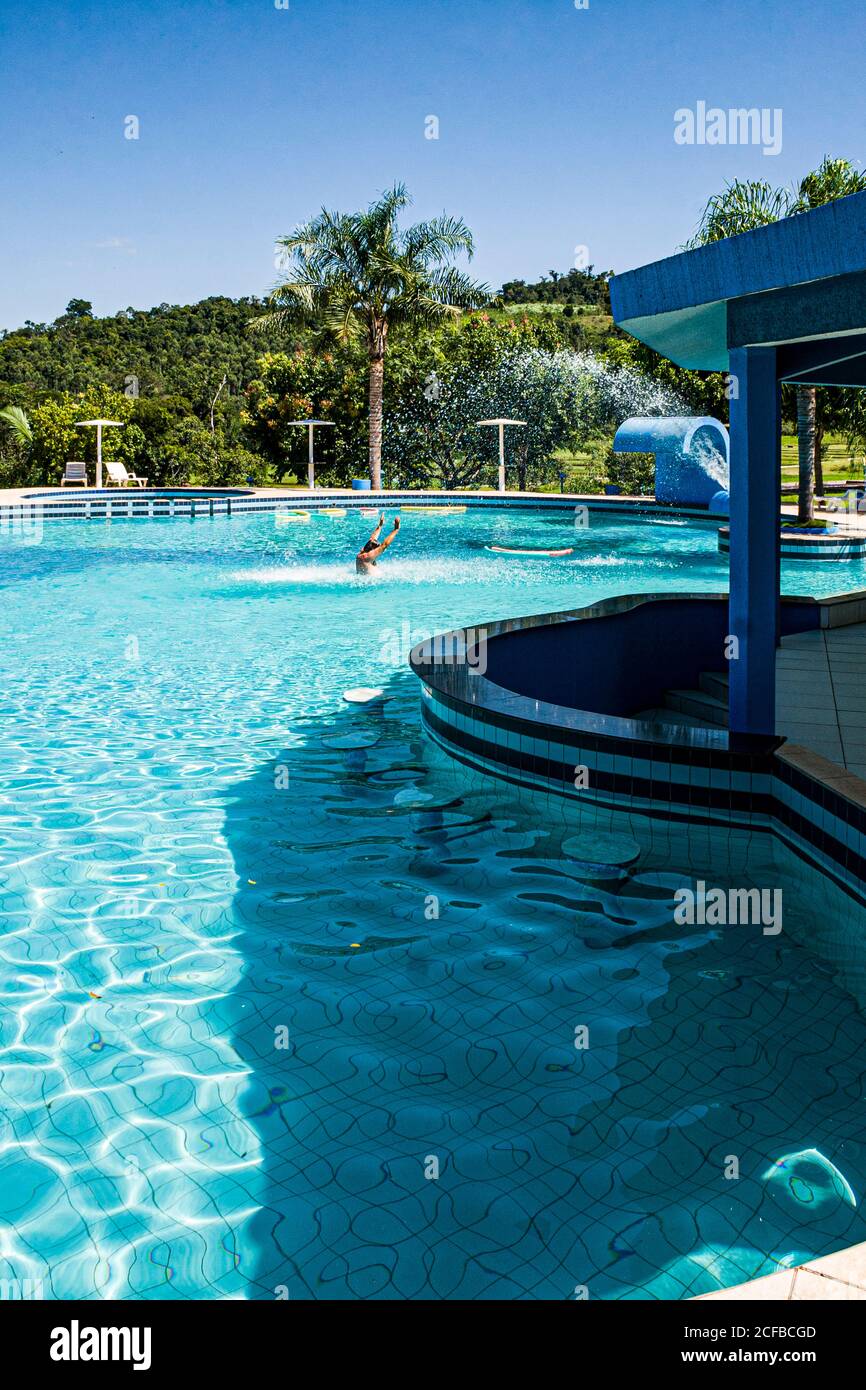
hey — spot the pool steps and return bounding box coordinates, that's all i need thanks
[411,592,866,909]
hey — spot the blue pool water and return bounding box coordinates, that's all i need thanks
[2,505,866,1301]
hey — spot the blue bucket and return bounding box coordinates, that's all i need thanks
[351,478,371,491]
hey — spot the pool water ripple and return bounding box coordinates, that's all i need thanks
[2,509,866,1299]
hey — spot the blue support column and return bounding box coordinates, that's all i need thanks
[728,346,780,736]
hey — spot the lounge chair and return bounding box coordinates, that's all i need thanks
[62,461,88,486]
[106,461,148,488]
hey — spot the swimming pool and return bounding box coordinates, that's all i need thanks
[2,505,866,1301]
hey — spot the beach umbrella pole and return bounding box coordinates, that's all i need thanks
[498,423,505,494]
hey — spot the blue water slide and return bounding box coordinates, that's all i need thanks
[612,416,730,508]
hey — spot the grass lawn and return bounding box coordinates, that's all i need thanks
[782,433,864,505]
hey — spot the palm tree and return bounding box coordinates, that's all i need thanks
[788,159,866,508]
[687,162,866,521]
[252,184,489,490]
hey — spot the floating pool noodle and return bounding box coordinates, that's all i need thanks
[401,505,467,514]
[486,544,574,556]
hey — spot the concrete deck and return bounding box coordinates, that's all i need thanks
[777,625,866,777]
[695,1242,866,1301]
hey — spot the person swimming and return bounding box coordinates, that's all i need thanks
[356,512,400,574]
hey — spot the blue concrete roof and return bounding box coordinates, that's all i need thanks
[610,190,866,374]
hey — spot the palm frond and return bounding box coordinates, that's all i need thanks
[791,156,866,212]
[402,214,475,264]
[683,179,792,248]
[256,185,487,346]
[0,405,32,446]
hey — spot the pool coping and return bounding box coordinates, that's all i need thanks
[409,590,866,908]
[692,1240,866,1300]
[0,486,723,524]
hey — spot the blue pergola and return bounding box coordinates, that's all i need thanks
[610,190,866,736]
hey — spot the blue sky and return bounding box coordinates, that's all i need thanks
[1,0,863,330]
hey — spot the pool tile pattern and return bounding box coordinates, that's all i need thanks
[3,506,866,1301]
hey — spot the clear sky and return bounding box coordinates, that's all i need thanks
[1,0,863,330]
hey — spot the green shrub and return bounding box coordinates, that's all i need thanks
[604,446,655,495]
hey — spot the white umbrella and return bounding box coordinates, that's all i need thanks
[75,419,125,488]
[476,419,526,494]
[287,419,335,490]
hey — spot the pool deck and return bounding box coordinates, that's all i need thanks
[777,623,866,778]
[695,1241,866,1301]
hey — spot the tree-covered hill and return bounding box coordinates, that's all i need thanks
[0,269,613,419]
[0,295,283,420]
[497,265,612,311]
[0,273,722,494]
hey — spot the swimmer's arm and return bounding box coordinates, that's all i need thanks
[357,527,398,563]
[366,519,400,559]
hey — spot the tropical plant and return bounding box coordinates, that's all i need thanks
[682,179,793,249]
[0,405,35,486]
[0,405,33,448]
[792,156,866,213]
[251,184,489,489]
[686,159,866,520]
[788,159,866,509]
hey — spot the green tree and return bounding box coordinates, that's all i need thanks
[686,160,866,520]
[162,420,273,487]
[788,159,866,509]
[244,347,367,484]
[498,265,612,311]
[251,184,489,490]
[59,298,94,322]
[28,385,134,484]
[387,313,594,489]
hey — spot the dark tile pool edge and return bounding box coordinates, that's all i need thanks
[718,525,866,560]
[0,490,722,525]
[420,696,866,909]
[412,593,866,909]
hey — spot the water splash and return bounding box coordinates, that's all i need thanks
[691,434,730,490]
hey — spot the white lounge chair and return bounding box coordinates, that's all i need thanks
[106,461,148,488]
[62,461,88,486]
